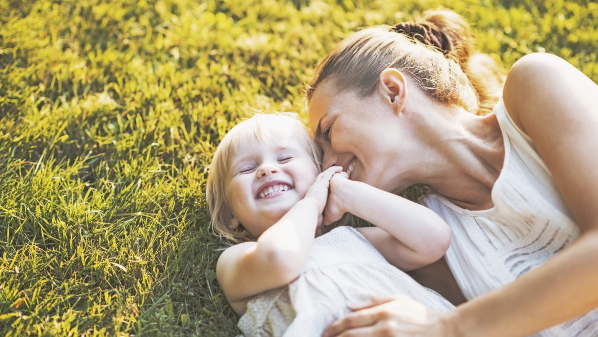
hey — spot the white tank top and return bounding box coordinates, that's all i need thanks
[421,98,598,336]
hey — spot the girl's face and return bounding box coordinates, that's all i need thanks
[308,82,411,193]
[225,126,320,238]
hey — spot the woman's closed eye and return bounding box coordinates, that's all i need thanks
[322,116,338,142]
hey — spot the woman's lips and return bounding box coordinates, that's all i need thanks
[343,157,357,179]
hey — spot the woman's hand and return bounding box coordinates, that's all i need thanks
[323,296,455,337]
[322,171,351,226]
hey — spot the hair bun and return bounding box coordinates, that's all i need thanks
[391,22,453,54]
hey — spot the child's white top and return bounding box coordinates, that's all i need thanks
[237,226,454,336]
[420,98,598,337]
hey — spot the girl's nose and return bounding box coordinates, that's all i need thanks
[257,163,279,178]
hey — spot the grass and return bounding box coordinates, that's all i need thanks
[1,0,597,335]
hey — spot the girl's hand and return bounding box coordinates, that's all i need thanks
[323,296,455,337]
[305,166,343,215]
[322,171,351,226]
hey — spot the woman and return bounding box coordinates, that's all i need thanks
[306,9,598,337]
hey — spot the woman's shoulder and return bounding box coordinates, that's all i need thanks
[505,53,575,88]
[502,53,590,134]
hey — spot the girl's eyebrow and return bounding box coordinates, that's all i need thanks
[229,154,254,169]
[230,142,295,167]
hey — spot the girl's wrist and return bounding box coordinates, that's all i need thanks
[301,194,322,214]
[335,178,358,213]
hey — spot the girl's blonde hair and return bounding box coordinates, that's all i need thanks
[206,112,322,243]
[306,9,505,116]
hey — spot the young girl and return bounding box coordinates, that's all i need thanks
[206,113,455,336]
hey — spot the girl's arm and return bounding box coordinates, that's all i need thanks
[324,53,598,337]
[216,167,341,315]
[324,173,452,271]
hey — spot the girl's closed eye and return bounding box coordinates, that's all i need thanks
[238,166,256,174]
[278,155,293,163]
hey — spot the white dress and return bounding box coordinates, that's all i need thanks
[237,226,454,336]
[420,98,598,336]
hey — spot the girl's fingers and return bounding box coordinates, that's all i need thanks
[322,166,343,180]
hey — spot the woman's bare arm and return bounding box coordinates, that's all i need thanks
[324,53,598,337]
[450,52,598,337]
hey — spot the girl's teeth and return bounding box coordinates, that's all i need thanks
[259,184,292,198]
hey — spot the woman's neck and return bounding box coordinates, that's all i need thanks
[399,104,505,210]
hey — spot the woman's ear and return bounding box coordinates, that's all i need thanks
[378,68,408,115]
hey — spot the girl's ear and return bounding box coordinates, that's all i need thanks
[378,68,408,116]
[230,217,240,229]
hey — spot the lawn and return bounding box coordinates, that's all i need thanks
[1,0,597,335]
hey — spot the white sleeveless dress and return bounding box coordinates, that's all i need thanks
[237,226,454,336]
[420,98,598,336]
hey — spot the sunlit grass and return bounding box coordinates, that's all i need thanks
[1,0,596,335]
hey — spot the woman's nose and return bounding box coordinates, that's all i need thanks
[257,163,279,178]
[322,151,338,170]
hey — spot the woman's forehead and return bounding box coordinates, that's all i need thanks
[308,84,355,132]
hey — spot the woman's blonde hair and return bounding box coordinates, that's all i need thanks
[306,9,506,116]
[206,112,322,243]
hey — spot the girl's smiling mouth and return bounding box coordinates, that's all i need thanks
[256,181,294,199]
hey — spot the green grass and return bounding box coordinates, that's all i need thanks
[1,0,597,335]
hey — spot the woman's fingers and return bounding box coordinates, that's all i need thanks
[324,296,442,337]
[323,309,379,337]
[327,326,377,337]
